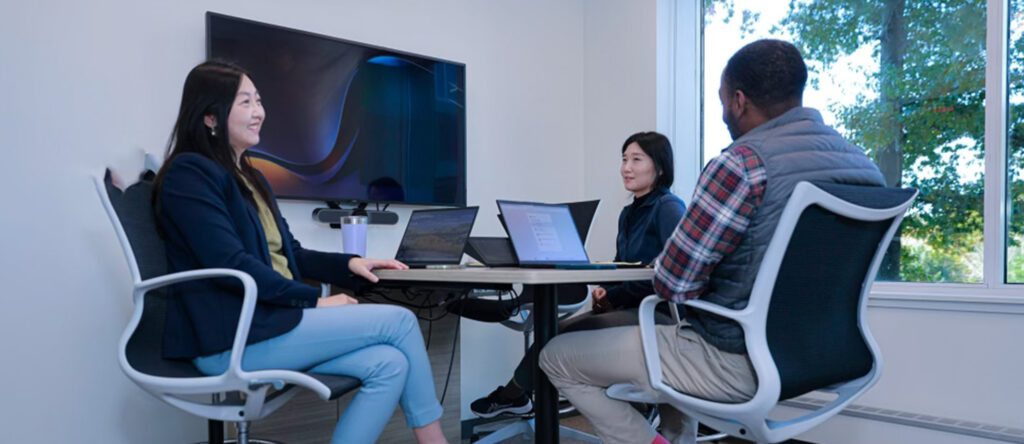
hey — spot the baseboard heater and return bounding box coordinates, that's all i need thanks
[783,396,1024,443]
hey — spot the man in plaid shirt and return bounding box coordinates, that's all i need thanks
[539,39,884,444]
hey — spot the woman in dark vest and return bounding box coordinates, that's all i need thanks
[470,131,685,418]
[153,61,448,444]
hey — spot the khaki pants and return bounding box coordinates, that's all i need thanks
[538,324,756,444]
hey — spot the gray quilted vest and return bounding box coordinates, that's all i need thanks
[686,107,886,354]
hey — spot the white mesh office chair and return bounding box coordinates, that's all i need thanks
[606,182,917,444]
[96,170,359,444]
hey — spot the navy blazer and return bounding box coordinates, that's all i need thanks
[157,153,361,358]
[604,187,686,309]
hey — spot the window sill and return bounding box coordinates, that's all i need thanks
[868,282,1024,314]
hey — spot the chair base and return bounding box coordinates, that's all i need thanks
[697,432,728,443]
[470,418,600,444]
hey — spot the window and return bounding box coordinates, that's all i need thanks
[1008,0,1024,282]
[702,0,990,283]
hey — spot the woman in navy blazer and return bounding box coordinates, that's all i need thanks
[153,61,448,444]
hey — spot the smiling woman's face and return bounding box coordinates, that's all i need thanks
[621,142,657,197]
[226,74,265,157]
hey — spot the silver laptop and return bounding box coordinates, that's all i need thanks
[395,207,479,268]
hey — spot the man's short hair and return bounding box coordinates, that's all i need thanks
[723,39,807,111]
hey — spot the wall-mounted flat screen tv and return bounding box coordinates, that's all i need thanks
[206,12,466,206]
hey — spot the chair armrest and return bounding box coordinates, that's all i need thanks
[557,291,591,316]
[637,295,668,391]
[134,268,258,381]
[135,268,255,296]
[682,299,753,325]
[668,302,681,324]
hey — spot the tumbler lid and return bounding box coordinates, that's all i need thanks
[341,215,368,224]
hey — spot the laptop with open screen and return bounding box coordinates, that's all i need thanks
[465,236,518,267]
[497,199,601,245]
[496,200,614,269]
[565,199,600,246]
[395,207,479,268]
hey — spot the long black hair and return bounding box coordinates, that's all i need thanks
[153,60,271,210]
[621,131,674,190]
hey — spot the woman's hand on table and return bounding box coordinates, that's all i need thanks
[348,257,409,283]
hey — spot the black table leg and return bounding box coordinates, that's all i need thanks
[208,419,224,444]
[531,284,558,444]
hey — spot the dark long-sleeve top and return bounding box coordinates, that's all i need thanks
[156,153,362,359]
[603,187,686,309]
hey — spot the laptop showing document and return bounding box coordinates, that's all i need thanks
[497,200,599,244]
[496,200,614,269]
[395,207,479,268]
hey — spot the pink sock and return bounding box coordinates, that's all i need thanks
[651,433,671,444]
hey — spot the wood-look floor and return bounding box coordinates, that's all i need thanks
[462,413,816,444]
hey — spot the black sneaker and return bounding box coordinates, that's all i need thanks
[642,404,661,429]
[470,387,534,418]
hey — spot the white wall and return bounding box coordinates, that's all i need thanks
[582,0,659,262]
[458,0,660,421]
[861,304,1024,426]
[792,300,1024,443]
[0,1,602,442]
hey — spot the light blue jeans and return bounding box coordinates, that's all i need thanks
[194,304,444,444]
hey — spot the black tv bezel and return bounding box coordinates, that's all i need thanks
[205,11,468,207]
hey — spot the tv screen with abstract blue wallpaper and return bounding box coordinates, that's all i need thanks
[206,12,466,206]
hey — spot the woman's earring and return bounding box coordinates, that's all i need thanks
[209,126,216,137]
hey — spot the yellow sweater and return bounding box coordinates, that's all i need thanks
[241,176,293,280]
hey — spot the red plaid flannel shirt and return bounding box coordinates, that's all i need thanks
[653,145,766,302]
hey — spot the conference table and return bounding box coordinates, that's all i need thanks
[374,266,655,444]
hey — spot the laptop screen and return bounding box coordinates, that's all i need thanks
[395,207,479,264]
[497,200,589,264]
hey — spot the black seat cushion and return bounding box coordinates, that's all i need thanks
[767,204,891,400]
[127,292,206,378]
[446,297,520,322]
[445,283,587,322]
[105,170,167,280]
[105,171,196,377]
[306,373,361,400]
